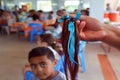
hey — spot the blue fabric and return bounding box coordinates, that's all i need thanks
[58,12,81,64]
[76,12,81,20]
[58,14,70,23]
[58,16,64,23]
[67,21,77,63]
[25,71,34,80]
[54,55,65,73]
[79,41,86,73]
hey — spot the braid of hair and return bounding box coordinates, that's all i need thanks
[62,19,79,80]
[72,21,79,80]
[62,19,69,80]
[57,9,81,80]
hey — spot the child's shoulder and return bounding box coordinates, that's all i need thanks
[52,71,66,80]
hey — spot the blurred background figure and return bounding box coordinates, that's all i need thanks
[74,9,78,13]
[47,11,54,20]
[37,10,45,22]
[81,9,89,16]
[116,6,120,11]
[106,3,111,11]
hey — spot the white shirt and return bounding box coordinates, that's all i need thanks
[47,46,60,60]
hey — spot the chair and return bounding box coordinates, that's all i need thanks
[78,41,86,73]
[28,23,44,43]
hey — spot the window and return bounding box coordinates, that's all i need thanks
[37,0,52,12]
[19,2,32,10]
[64,0,80,12]
[5,3,15,11]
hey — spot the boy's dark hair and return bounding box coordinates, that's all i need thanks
[28,47,55,62]
[31,14,39,21]
[49,11,53,14]
[38,10,43,13]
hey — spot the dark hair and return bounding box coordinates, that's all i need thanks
[28,47,55,62]
[39,34,56,49]
[56,10,64,16]
[61,17,79,80]
[81,9,89,16]
[38,10,43,13]
[38,33,63,56]
[49,11,53,14]
[29,9,36,14]
[31,14,39,21]
[62,9,66,11]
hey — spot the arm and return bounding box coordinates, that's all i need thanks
[77,15,120,50]
[102,25,120,49]
[56,10,120,50]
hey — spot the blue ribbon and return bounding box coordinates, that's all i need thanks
[58,12,81,64]
[58,14,70,23]
[68,21,77,63]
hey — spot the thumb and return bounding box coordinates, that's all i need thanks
[78,21,86,40]
[79,21,86,32]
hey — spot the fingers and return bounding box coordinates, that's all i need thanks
[76,20,81,38]
[76,20,80,33]
[76,20,86,40]
[79,21,86,40]
[76,20,85,33]
[79,21,86,32]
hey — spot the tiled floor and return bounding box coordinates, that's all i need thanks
[0,34,120,80]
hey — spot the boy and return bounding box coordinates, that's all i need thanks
[28,47,66,80]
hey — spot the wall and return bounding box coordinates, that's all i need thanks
[90,0,104,22]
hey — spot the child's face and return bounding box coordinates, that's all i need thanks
[29,55,57,79]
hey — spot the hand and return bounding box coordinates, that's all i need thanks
[76,16,107,41]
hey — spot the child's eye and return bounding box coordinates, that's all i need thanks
[30,64,37,69]
[40,63,46,68]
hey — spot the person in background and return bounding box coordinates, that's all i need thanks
[86,8,90,12]
[28,47,66,80]
[86,8,90,16]
[45,21,62,39]
[81,9,89,16]
[14,5,20,22]
[106,3,111,11]
[37,33,62,57]
[47,11,54,20]
[0,9,4,17]
[37,10,45,22]
[74,9,78,13]
[26,9,37,23]
[26,9,42,24]
[116,6,120,11]
[19,8,27,22]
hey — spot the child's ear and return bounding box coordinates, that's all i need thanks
[53,59,58,66]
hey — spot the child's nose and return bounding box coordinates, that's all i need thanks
[37,66,42,72]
